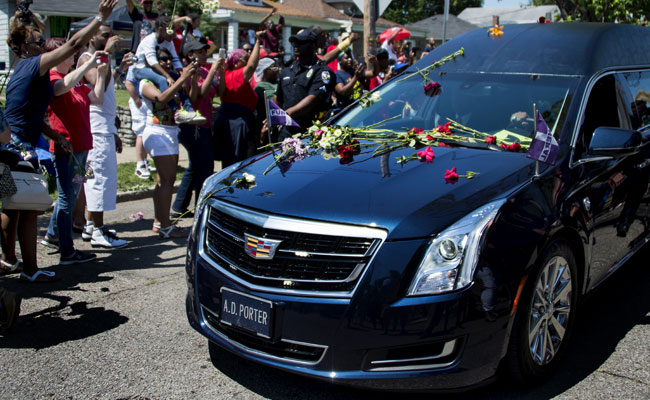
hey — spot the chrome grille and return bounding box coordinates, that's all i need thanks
[200,201,385,294]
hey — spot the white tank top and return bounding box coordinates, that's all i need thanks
[78,52,117,135]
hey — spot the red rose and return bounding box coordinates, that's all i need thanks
[338,144,354,159]
[437,142,450,147]
[426,135,435,141]
[444,167,459,181]
[500,142,522,152]
[436,123,452,135]
[486,136,497,145]
[409,127,425,135]
[352,139,361,155]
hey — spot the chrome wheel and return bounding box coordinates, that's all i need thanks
[527,255,573,366]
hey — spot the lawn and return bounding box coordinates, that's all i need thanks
[117,161,186,192]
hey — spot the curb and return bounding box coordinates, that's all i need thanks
[115,183,180,204]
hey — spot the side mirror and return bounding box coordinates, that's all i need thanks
[588,127,642,157]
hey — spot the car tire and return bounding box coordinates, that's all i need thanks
[506,240,578,385]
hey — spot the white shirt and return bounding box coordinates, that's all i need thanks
[381,40,398,62]
[134,33,183,71]
[78,52,117,135]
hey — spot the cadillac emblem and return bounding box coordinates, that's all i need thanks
[244,234,282,260]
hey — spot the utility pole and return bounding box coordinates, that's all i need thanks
[364,0,376,57]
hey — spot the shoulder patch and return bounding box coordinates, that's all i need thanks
[306,68,314,79]
[321,71,331,84]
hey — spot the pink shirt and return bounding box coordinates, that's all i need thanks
[188,64,217,128]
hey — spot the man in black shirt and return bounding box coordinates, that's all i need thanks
[275,29,335,139]
[126,0,159,52]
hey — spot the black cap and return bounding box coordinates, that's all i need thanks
[182,39,209,57]
[289,29,317,43]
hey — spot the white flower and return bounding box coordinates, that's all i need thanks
[371,91,381,101]
[319,138,331,149]
[242,172,256,183]
[333,129,342,137]
[323,153,331,160]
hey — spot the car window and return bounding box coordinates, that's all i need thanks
[575,74,628,158]
[335,72,577,146]
[620,70,650,130]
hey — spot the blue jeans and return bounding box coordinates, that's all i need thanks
[47,151,88,257]
[132,67,193,111]
[172,125,214,212]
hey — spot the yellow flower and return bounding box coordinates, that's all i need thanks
[488,25,504,37]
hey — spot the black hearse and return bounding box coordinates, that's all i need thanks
[186,23,650,390]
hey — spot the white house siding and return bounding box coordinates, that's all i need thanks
[0,1,13,69]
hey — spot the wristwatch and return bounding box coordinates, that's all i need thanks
[95,15,104,23]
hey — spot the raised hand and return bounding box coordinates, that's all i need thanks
[98,0,118,20]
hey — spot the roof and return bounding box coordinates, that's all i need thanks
[458,6,560,27]
[408,14,478,40]
[420,23,650,77]
[31,0,127,17]
[218,0,315,20]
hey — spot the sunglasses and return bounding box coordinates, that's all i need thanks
[25,37,45,47]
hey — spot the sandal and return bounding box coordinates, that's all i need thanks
[158,225,187,239]
[152,222,161,233]
[19,270,59,283]
[0,260,23,274]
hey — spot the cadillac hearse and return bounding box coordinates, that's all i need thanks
[185,23,650,390]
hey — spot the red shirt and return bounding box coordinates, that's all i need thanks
[47,70,93,153]
[221,68,258,112]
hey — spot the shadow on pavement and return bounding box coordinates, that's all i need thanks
[205,248,650,400]
[1,217,189,349]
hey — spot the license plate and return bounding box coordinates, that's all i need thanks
[220,287,273,339]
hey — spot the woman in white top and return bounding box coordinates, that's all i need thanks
[140,47,198,238]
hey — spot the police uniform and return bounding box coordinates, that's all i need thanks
[277,58,335,131]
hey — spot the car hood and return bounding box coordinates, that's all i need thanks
[212,147,536,240]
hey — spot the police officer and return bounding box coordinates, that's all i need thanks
[275,28,335,140]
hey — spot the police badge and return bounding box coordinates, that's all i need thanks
[322,71,331,84]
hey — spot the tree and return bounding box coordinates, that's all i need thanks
[382,0,482,25]
[531,0,650,23]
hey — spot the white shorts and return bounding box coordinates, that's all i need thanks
[85,134,118,212]
[143,124,179,157]
[129,97,148,137]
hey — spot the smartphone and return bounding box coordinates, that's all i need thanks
[96,54,108,64]
[218,48,226,59]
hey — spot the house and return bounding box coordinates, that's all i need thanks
[1,0,424,70]
[1,0,127,69]
[407,14,478,45]
[209,0,425,58]
[458,5,560,27]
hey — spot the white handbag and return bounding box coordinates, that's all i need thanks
[1,170,53,211]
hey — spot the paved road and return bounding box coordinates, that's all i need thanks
[1,197,648,399]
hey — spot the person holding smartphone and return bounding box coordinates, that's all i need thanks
[41,38,110,265]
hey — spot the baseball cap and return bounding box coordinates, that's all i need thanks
[289,29,317,43]
[182,39,209,58]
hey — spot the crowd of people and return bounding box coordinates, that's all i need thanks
[0,0,425,284]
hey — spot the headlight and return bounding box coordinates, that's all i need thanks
[194,162,242,223]
[407,199,506,296]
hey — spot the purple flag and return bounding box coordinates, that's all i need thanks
[267,100,300,128]
[526,111,559,165]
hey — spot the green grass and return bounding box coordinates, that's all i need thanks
[115,88,131,108]
[117,161,186,192]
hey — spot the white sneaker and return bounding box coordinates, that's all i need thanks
[135,163,151,179]
[90,226,128,249]
[145,160,156,172]
[83,223,118,242]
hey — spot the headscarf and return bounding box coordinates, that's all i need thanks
[254,58,275,82]
[226,49,247,71]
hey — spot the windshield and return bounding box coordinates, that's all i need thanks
[336,72,579,145]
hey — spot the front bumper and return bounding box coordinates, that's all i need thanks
[186,227,511,391]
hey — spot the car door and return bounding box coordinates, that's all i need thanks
[572,73,650,290]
